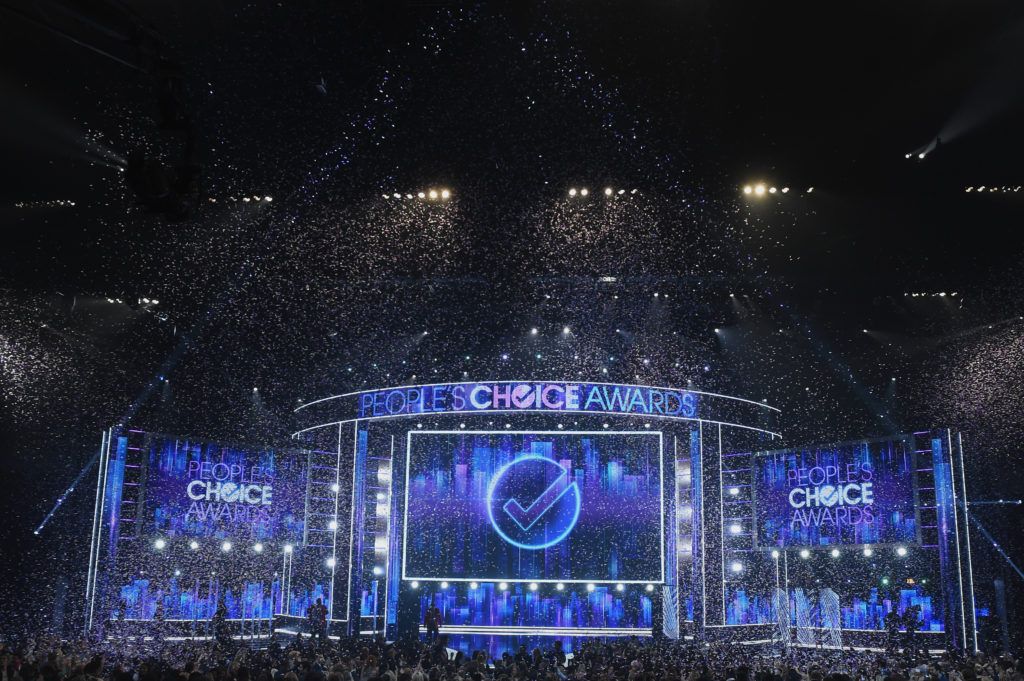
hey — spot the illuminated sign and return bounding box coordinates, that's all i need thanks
[356,381,698,420]
[183,460,275,523]
[485,454,582,550]
[785,463,874,529]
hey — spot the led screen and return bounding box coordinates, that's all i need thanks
[403,431,664,582]
[145,436,308,540]
[754,438,917,548]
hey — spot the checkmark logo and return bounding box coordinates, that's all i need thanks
[819,485,839,507]
[503,470,577,531]
[486,454,582,550]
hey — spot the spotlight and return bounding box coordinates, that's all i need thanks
[189,540,199,550]
[604,187,613,196]
[470,581,479,589]
[896,546,908,557]
[728,487,739,496]
[882,577,890,585]
[264,196,272,202]
[730,561,744,573]
[645,584,654,592]
[586,583,596,592]
[806,187,814,193]
[568,188,577,197]
[905,153,912,159]
[499,582,508,591]
[781,187,789,193]
[768,187,777,194]
[556,582,565,591]
[372,566,383,575]
[221,540,232,552]
[742,185,753,195]
[918,153,926,159]
[376,492,385,501]
[405,194,413,199]
[328,520,338,531]
[441,189,450,199]
[331,483,340,493]
[411,580,420,589]
[326,557,336,568]
[770,550,780,559]
[863,546,874,557]
[615,583,625,592]
[729,523,742,535]
[579,188,589,196]
[429,190,438,199]
[530,327,538,335]
[618,189,625,195]
[799,549,810,559]
[283,544,293,553]
[174,569,181,577]
[562,326,571,334]
[154,538,166,550]
[253,543,264,553]
[754,184,766,196]
[417,192,425,199]
[529,582,538,591]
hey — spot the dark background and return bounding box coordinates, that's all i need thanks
[1,0,1023,644]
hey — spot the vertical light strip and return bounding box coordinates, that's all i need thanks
[718,423,726,625]
[947,428,968,650]
[658,431,666,583]
[402,430,413,580]
[699,421,706,629]
[327,423,343,622]
[84,430,107,632]
[957,431,979,652]
[343,420,359,624]
[381,434,395,635]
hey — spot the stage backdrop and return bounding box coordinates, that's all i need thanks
[403,430,665,583]
[753,438,918,548]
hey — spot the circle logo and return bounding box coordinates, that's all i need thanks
[486,454,582,550]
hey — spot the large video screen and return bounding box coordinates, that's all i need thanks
[403,431,664,582]
[145,436,308,540]
[754,438,917,548]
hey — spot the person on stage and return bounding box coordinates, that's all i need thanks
[307,597,328,642]
[423,605,442,642]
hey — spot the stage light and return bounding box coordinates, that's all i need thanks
[863,547,874,557]
[556,582,565,591]
[768,187,777,194]
[243,197,251,202]
[569,188,577,196]
[376,492,385,501]
[331,482,340,493]
[754,184,766,196]
[896,546,908,557]
[604,187,613,196]
[406,194,413,199]
[618,189,625,195]
[781,187,789,193]
[966,187,973,192]
[154,538,166,550]
[174,569,181,577]
[730,561,744,573]
[499,582,508,591]
[562,326,571,334]
[373,566,383,575]
[530,327,538,335]
[742,185,753,195]
[411,581,420,589]
[580,188,589,196]
[441,189,450,199]
[806,187,814,193]
[470,581,478,589]
[328,520,338,531]
[283,544,293,553]
[429,190,438,199]
[829,548,840,558]
[771,550,780,559]
[645,583,654,592]
[615,583,625,592]
[189,540,199,550]
[918,153,925,159]
[905,153,912,159]
[253,543,264,553]
[392,193,401,199]
[799,549,810,559]
[221,541,232,552]
[326,557,336,568]
[586,583,596,592]
[728,487,739,496]
[417,192,425,199]
[529,582,538,591]
[714,328,720,333]
[729,523,742,535]
[882,577,890,585]
[264,196,272,202]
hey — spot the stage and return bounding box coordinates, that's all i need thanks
[84,380,979,654]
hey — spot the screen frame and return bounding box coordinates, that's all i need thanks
[401,429,667,584]
[750,435,920,551]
